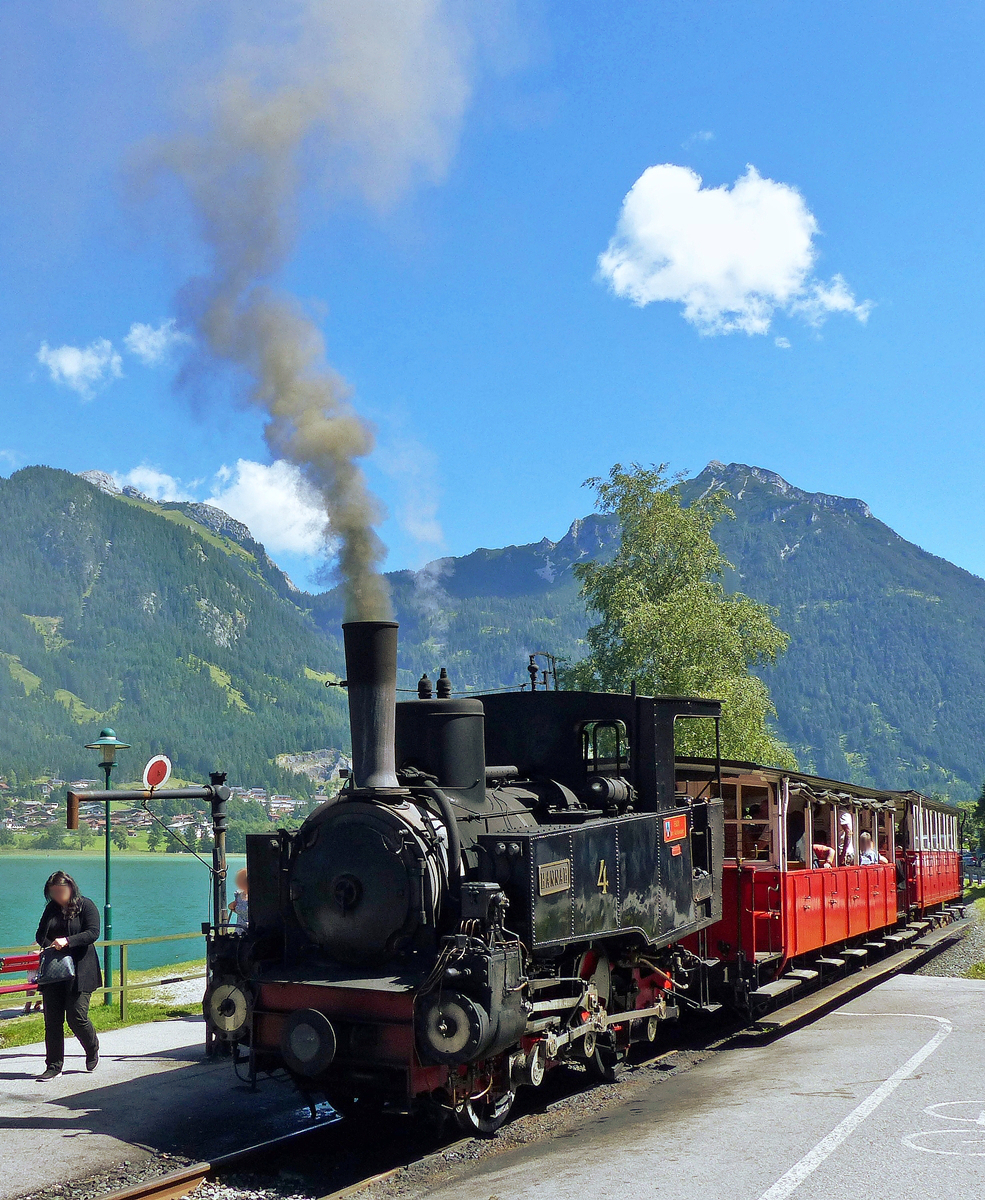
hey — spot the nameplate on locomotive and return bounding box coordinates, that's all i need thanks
[538,859,571,896]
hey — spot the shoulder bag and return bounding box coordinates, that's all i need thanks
[36,946,76,986]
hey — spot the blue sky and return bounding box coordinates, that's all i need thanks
[1,2,983,590]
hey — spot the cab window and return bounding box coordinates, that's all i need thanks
[581,720,630,777]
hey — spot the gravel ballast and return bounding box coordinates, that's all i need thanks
[916,900,985,978]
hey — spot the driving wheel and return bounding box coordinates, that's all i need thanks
[454,1088,515,1136]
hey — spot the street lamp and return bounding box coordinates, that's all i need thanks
[85,728,130,1006]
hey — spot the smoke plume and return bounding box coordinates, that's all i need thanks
[140,1,472,618]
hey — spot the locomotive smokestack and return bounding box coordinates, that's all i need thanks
[343,621,400,790]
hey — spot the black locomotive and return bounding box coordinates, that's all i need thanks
[204,620,725,1133]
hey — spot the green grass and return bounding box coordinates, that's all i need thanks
[0,957,205,1049]
[53,687,104,723]
[1,652,42,694]
[0,1000,198,1049]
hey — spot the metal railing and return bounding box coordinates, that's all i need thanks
[0,931,205,1021]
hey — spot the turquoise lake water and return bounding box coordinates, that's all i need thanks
[0,853,246,971]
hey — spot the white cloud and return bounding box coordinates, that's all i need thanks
[37,338,123,399]
[123,319,191,366]
[114,466,193,502]
[598,164,871,335]
[207,459,326,556]
[775,336,791,349]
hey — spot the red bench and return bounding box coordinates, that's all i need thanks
[0,952,40,1007]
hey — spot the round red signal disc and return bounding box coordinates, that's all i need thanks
[143,755,172,790]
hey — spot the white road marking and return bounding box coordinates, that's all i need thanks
[921,1100,985,1124]
[902,1098,985,1154]
[756,1013,953,1200]
[903,1130,985,1156]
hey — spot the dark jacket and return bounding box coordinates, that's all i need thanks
[36,896,102,994]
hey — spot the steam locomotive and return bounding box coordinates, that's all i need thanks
[203,620,726,1133]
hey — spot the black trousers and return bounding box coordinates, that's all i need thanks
[40,983,98,1068]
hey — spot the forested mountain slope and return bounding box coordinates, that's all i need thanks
[2,461,982,803]
[0,467,348,789]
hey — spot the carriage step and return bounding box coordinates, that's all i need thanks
[907,921,931,933]
[913,918,972,950]
[785,969,819,981]
[842,948,868,959]
[750,978,803,1000]
[864,941,887,949]
[884,934,908,946]
[815,957,846,969]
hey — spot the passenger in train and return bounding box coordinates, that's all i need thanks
[788,811,807,862]
[837,812,856,866]
[813,842,836,868]
[858,831,880,864]
[788,811,835,868]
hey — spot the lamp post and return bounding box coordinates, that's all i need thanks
[85,728,130,1006]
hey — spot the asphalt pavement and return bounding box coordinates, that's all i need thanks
[0,1016,315,1200]
[421,974,985,1200]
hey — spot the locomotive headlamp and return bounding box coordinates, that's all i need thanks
[204,980,252,1042]
[280,1008,337,1077]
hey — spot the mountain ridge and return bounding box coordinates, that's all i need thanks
[2,458,979,804]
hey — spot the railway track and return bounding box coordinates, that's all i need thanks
[97,1125,342,1200]
[88,915,972,1200]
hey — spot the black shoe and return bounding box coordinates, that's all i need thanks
[37,1066,61,1081]
[86,1051,99,1072]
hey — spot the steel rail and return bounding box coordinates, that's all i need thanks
[95,1121,340,1200]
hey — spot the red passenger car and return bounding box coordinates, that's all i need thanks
[677,759,962,1013]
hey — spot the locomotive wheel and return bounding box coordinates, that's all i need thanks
[454,1088,515,1137]
[585,1042,623,1084]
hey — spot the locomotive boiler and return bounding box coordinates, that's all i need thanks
[204,620,725,1133]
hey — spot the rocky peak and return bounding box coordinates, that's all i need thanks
[695,461,873,519]
[77,469,120,495]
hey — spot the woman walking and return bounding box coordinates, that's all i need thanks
[34,870,101,1081]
